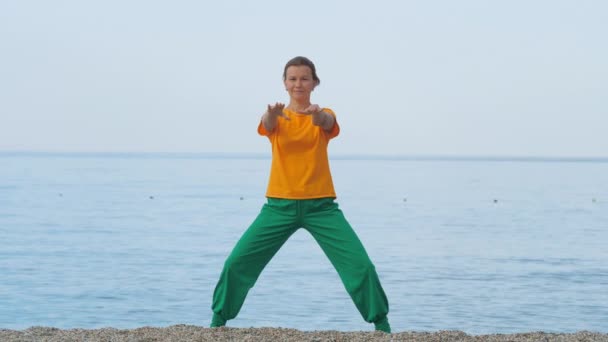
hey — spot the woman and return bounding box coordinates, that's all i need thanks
[210,56,391,333]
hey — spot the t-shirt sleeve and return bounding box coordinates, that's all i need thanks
[324,108,340,139]
[258,120,272,136]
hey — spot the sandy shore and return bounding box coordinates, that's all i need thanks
[1,325,607,342]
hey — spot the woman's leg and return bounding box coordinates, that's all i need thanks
[211,199,299,326]
[302,199,390,331]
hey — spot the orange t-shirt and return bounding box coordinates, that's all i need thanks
[258,108,340,199]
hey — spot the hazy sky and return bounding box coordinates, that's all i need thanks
[1,0,606,157]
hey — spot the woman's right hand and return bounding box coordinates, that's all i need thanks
[267,102,290,120]
[261,102,289,132]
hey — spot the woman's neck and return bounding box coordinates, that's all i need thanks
[287,100,311,113]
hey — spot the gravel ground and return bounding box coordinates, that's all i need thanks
[1,325,607,342]
[0,325,608,342]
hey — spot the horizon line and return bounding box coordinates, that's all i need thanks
[2,150,608,163]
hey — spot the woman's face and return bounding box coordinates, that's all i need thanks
[284,65,317,102]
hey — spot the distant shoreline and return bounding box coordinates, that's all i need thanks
[1,326,607,342]
[2,150,608,163]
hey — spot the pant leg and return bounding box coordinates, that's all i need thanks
[302,198,389,323]
[211,199,299,321]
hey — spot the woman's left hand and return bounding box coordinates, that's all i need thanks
[304,104,323,115]
[305,104,334,131]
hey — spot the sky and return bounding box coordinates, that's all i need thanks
[1,0,606,157]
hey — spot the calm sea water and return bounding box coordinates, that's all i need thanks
[1,152,607,334]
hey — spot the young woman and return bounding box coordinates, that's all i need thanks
[210,56,391,333]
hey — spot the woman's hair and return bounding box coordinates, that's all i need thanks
[283,56,321,86]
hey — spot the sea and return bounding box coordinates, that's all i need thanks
[1,152,607,334]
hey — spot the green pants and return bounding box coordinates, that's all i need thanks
[211,197,389,324]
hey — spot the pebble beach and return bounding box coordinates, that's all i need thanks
[1,326,607,342]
